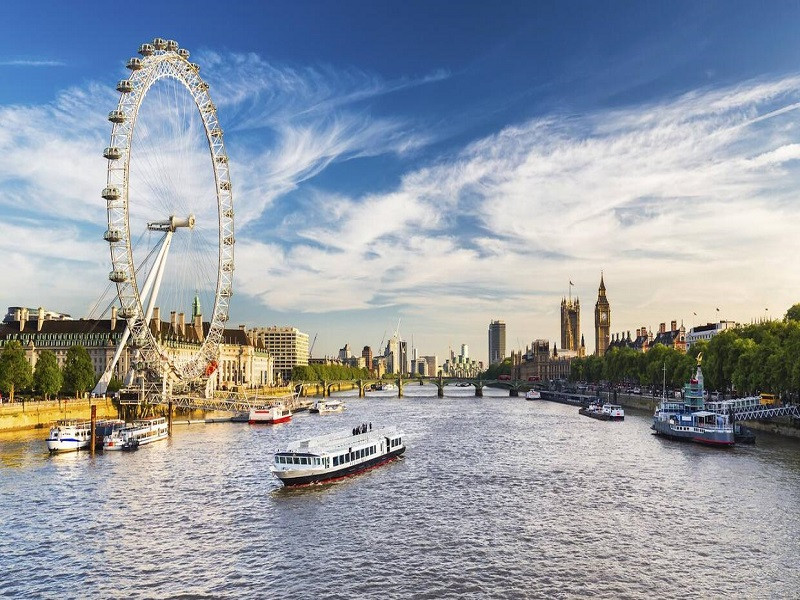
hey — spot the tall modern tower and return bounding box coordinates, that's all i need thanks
[488,320,506,364]
[560,297,580,352]
[594,273,611,356]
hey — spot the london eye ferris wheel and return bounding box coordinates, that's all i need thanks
[96,38,234,396]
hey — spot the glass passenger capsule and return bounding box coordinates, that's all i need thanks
[165,40,178,51]
[177,48,190,59]
[116,80,133,93]
[102,187,120,200]
[138,43,154,56]
[126,57,143,70]
[103,147,122,160]
[108,110,126,123]
[152,38,167,50]
[109,270,127,283]
[103,229,123,243]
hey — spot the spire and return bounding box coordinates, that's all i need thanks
[192,293,201,318]
[581,334,585,347]
[599,271,606,293]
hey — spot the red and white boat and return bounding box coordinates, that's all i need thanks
[248,403,292,425]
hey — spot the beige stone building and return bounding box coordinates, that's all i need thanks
[0,306,274,392]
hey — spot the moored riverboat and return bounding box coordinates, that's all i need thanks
[248,403,292,424]
[310,399,345,414]
[46,420,93,453]
[652,357,734,446]
[103,417,169,451]
[270,423,405,486]
[525,389,541,400]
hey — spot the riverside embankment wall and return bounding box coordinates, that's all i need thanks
[0,398,119,432]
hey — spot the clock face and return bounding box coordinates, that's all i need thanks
[600,312,608,324]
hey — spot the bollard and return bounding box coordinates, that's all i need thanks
[90,404,97,456]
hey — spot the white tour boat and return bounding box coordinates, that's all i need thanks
[248,403,292,425]
[103,417,168,451]
[46,420,93,453]
[270,423,405,486]
[525,389,541,400]
[310,399,346,414]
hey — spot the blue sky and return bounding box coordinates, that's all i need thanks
[3,1,800,364]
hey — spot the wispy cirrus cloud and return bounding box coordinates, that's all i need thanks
[0,59,66,67]
[235,74,800,353]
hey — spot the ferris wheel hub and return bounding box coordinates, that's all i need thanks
[147,214,196,232]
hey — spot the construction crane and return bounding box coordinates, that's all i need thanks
[378,330,386,353]
[309,333,318,358]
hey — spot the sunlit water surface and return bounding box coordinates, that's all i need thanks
[2,385,799,598]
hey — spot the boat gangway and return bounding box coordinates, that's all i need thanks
[729,404,800,421]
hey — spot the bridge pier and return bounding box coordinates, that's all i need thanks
[397,377,404,398]
[357,379,365,398]
[475,385,483,397]
[437,374,444,398]
[321,380,328,398]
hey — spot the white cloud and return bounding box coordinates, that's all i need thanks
[232,75,800,360]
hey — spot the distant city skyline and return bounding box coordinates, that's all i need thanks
[3,2,800,364]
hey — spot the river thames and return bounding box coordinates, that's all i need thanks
[1,385,799,598]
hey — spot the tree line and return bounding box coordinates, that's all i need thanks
[0,342,113,402]
[291,364,371,381]
[571,304,800,399]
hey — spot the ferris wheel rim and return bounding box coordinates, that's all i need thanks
[103,39,235,384]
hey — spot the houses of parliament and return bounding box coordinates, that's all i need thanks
[560,274,610,357]
[512,274,610,382]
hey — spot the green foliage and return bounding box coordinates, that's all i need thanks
[0,341,33,402]
[480,358,513,380]
[33,350,62,400]
[570,304,800,399]
[107,377,123,394]
[785,304,800,323]
[291,364,370,381]
[62,345,96,397]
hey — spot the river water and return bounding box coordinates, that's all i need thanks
[1,385,799,598]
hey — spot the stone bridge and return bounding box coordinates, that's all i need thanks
[294,375,536,398]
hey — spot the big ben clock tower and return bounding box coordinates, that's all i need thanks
[595,273,611,356]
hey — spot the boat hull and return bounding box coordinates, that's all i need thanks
[273,446,405,487]
[248,414,292,425]
[46,438,91,453]
[651,420,734,446]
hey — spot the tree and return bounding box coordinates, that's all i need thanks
[785,303,800,323]
[0,341,33,402]
[33,350,62,400]
[63,345,96,398]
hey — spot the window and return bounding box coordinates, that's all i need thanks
[333,456,339,467]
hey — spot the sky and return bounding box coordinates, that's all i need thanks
[3,1,800,365]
